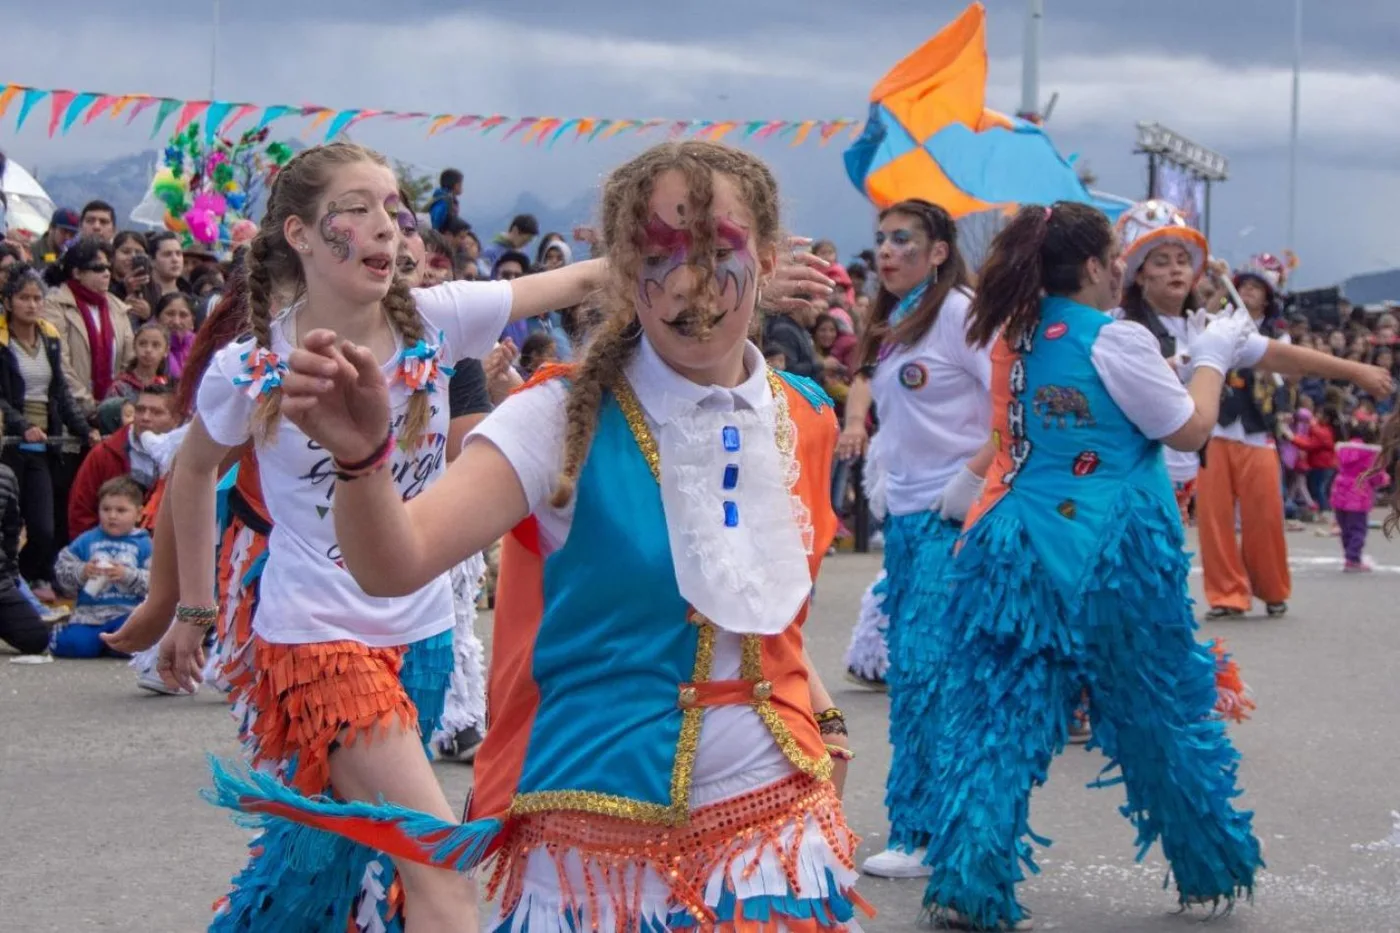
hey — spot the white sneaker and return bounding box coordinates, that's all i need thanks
[137,669,191,696]
[861,846,932,878]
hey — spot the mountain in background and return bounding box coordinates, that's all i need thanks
[31,150,158,222]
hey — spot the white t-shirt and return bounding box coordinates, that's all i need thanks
[470,335,794,801]
[197,280,512,646]
[1106,311,1271,476]
[870,287,993,516]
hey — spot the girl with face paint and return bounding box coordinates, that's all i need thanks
[230,141,869,933]
[832,200,994,881]
[139,143,606,932]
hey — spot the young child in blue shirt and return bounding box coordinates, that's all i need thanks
[51,476,152,658]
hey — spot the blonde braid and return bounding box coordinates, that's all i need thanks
[549,312,643,507]
[381,278,432,445]
[246,234,284,441]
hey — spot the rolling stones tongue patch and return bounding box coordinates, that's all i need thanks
[1045,322,1068,340]
[1072,451,1100,476]
[899,362,928,389]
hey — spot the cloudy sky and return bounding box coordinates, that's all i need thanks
[3,0,1397,286]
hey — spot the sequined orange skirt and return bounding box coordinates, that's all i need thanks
[485,773,872,932]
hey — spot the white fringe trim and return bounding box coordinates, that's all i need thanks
[842,572,889,680]
[434,553,489,742]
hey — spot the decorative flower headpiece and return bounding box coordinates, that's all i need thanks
[395,332,455,394]
[232,346,289,399]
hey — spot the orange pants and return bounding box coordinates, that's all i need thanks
[1196,437,1291,611]
[1173,479,1197,527]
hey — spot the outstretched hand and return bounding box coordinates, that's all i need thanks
[761,237,836,316]
[280,329,392,463]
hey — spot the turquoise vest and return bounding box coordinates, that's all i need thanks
[993,296,1175,592]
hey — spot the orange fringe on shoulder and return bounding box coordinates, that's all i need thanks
[485,774,869,931]
[514,362,577,396]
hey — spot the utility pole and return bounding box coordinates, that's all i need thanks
[1287,0,1302,253]
[210,0,220,99]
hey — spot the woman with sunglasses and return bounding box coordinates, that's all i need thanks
[42,237,135,417]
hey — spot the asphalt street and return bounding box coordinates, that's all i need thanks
[2,525,1398,932]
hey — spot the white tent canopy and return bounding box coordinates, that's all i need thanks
[1,158,56,240]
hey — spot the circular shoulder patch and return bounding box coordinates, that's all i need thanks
[899,362,928,390]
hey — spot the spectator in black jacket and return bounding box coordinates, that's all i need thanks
[0,462,48,656]
[1,264,94,598]
[762,303,821,380]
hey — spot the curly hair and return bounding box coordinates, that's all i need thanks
[549,140,782,507]
[239,142,431,443]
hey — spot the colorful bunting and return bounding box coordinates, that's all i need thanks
[0,81,861,148]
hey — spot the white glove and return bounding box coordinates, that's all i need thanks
[1185,306,1254,376]
[932,465,985,523]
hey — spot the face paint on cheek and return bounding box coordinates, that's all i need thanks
[638,213,691,309]
[714,218,756,309]
[319,201,354,263]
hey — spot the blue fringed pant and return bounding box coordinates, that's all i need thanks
[920,507,1263,930]
[881,511,962,854]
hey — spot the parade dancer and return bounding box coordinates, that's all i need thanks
[210,140,870,933]
[1190,251,1390,618]
[919,202,1265,931]
[156,143,604,932]
[830,199,991,879]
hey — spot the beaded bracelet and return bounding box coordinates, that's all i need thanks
[175,604,219,628]
[825,744,855,762]
[819,717,848,737]
[333,430,396,482]
[815,707,845,724]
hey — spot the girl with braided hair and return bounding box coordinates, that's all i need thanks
[156,142,603,932]
[212,140,868,933]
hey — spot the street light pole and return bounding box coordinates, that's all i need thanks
[1288,0,1301,253]
[1021,0,1044,120]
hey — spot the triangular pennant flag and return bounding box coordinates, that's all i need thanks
[174,100,210,135]
[324,109,361,140]
[204,101,235,142]
[83,94,118,125]
[574,118,596,141]
[60,92,100,134]
[47,89,77,137]
[110,95,141,119]
[222,103,260,135]
[344,109,383,133]
[479,115,508,134]
[501,117,537,142]
[15,88,46,131]
[790,120,815,147]
[149,99,182,138]
[127,97,159,125]
[304,109,335,138]
[0,86,18,121]
[587,119,614,142]
[256,105,295,131]
[426,114,455,137]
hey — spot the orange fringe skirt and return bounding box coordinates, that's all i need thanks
[485,773,872,933]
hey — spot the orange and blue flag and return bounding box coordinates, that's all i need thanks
[845,3,1125,220]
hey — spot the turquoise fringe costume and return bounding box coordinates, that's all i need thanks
[880,511,961,853]
[918,297,1263,929]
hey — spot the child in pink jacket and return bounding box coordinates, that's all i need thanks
[1332,422,1388,571]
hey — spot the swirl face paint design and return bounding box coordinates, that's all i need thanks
[639,212,756,340]
[319,201,355,263]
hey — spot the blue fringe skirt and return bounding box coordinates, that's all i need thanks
[918,488,1263,929]
[880,511,963,853]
